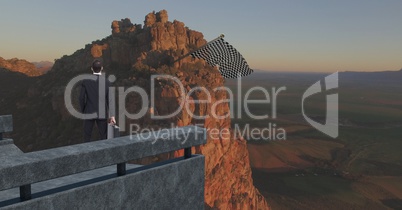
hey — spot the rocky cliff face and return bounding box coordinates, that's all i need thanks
[148,68,268,209]
[0,57,45,76]
[1,10,269,210]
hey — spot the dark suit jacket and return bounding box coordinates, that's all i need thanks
[79,74,114,119]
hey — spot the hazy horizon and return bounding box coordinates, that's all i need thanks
[251,68,402,73]
[1,1,401,73]
[1,57,401,74]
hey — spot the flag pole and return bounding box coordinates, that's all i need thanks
[173,34,225,64]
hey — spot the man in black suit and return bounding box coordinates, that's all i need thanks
[79,60,115,141]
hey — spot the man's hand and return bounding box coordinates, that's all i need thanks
[109,116,116,125]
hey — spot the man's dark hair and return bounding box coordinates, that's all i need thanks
[92,60,103,73]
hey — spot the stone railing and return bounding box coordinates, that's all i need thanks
[0,115,206,209]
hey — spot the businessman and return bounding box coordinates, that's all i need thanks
[79,59,116,141]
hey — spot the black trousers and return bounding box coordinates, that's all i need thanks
[84,119,107,141]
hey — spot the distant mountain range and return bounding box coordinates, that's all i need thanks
[340,69,402,83]
[32,61,53,73]
[0,57,53,76]
[246,69,402,86]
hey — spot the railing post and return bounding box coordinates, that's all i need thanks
[0,115,13,141]
[117,163,126,176]
[184,147,192,159]
[19,184,32,201]
[0,115,30,201]
[111,125,126,176]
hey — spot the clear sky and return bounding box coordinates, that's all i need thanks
[1,0,401,72]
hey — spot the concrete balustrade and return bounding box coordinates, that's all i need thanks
[0,115,206,209]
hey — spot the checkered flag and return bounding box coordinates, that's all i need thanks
[190,37,253,78]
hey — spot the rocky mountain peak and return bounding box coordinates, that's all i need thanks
[144,10,168,27]
[111,18,136,35]
[85,10,206,71]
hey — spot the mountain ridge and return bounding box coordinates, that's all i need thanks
[0,57,46,76]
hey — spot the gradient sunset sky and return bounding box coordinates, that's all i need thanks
[1,0,401,72]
